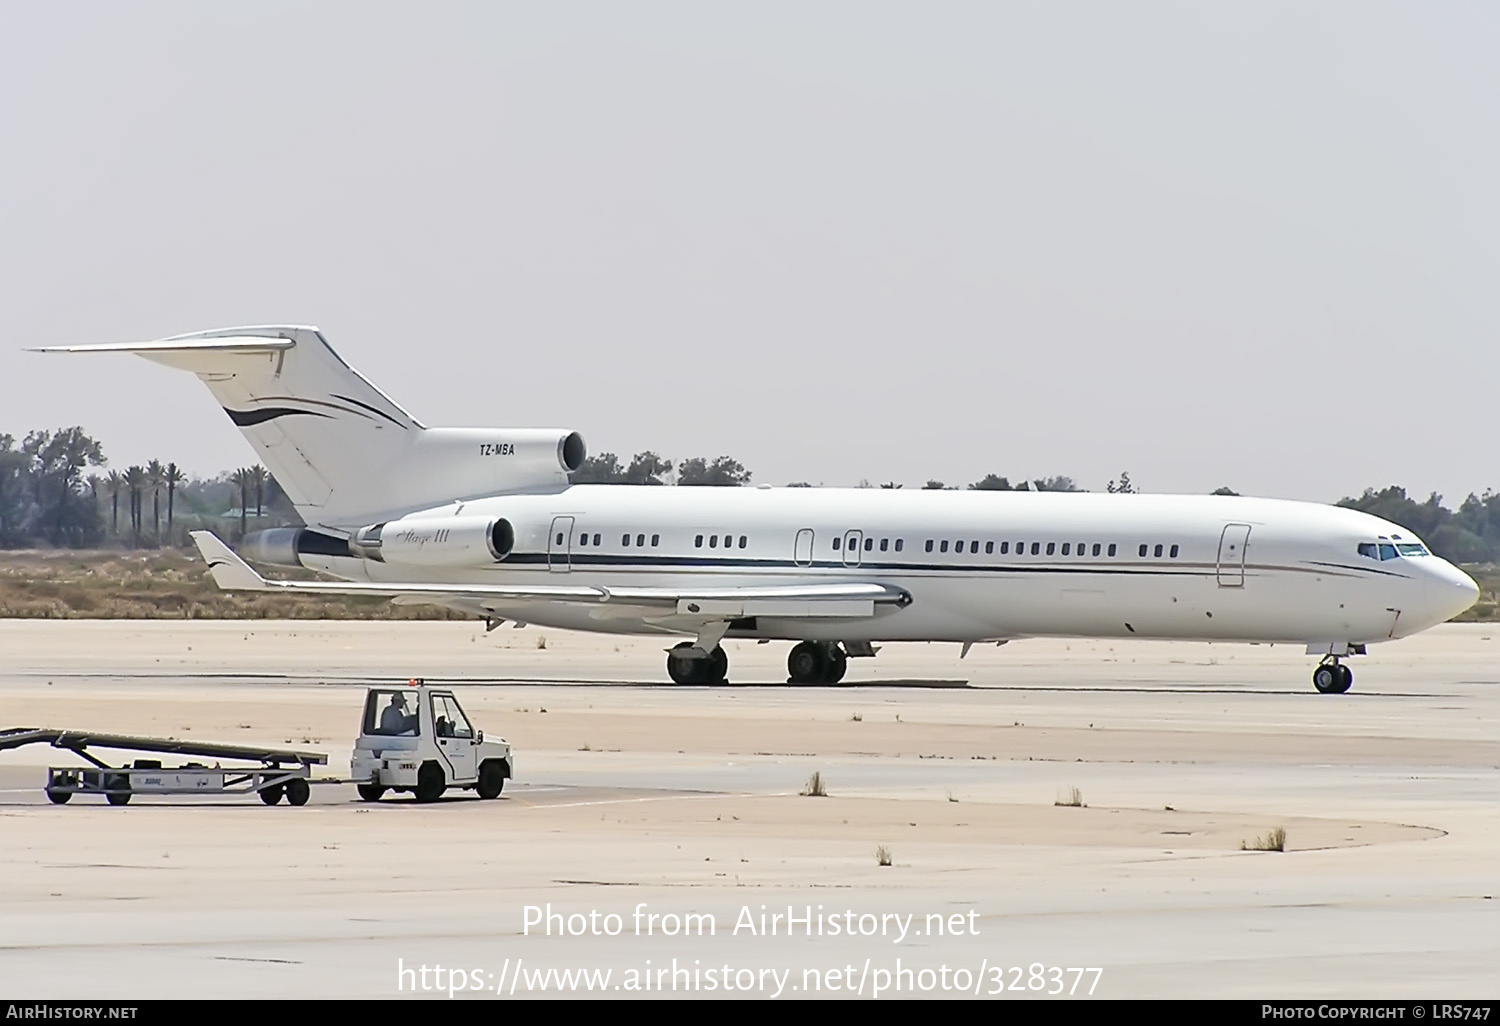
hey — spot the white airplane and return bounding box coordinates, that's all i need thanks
[37,325,1480,692]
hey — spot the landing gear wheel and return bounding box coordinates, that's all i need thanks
[285,777,310,807]
[415,762,445,803]
[260,783,284,805]
[1312,662,1350,694]
[708,645,728,684]
[477,761,506,799]
[668,642,701,684]
[788,641,828,685]
[357,784,386,802]
[46,788,70,805]
[823,646,848,684]
[105,774,131,806]
[667,642,727,684]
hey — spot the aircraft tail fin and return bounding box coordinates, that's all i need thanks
[34,326,584,529]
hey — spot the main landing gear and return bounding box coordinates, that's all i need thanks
[787,641,848,685]
[666,642,729,685]
[1312,656,1353,694]
[663,640,852,685]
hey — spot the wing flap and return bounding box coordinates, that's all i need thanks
[675,598,875,617]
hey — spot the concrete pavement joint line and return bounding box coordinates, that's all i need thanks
[518,791,784,810]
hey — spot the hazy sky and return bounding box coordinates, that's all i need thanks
[3,3,1497,504]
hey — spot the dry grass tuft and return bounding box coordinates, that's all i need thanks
[1241,827,1287,852]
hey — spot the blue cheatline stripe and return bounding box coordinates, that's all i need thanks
[482,551,1376,579]
[1306,561,1410,579]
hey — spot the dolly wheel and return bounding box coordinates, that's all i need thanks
[260,783,284,805]
[285,778,310,807]
[106,774,131,806]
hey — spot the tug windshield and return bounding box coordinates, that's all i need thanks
[364,689,420,736]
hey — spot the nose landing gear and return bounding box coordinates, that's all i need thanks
[1312,657,1353,694]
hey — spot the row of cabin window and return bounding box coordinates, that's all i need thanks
[832,536,905,552]
[572,533,664,548]
[569,531,1179,559]
[919,540,1180,559]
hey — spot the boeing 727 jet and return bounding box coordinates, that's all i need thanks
[36,326,1480,691]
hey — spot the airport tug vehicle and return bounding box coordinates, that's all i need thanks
[1,683,510,807]
[351,681,513,803]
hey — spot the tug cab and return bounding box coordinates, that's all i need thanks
[351,681,512,803]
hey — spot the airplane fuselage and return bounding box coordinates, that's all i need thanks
[289,486,1476,649]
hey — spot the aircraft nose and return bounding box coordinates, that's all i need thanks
[1429,561,1481,622]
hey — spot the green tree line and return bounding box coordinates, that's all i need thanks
[0,427,298,550]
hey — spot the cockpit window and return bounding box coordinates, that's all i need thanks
[1357,543,1377,559]
[1358,541,1403,561]
[1378,543,1398,560]
[1397,543,1427,556]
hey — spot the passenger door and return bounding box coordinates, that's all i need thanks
[548,516,574,572]
[794,528,815,567]
[431,692,477,783]
[1217,524,1251,587]
[842,530,863,568]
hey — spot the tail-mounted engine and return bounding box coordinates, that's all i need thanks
[241,515,516,569]
[401,428,586,505]
[349,516,515,566]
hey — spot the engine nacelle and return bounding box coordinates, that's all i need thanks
[399,428,587,502]
[348,515,515,567]
[240,526,352,568]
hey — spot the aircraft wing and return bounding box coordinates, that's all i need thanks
[189,531,910,618]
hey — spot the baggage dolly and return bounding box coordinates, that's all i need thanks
[0,728,328,806]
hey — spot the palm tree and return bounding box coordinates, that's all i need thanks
[146,459,164,546]
[106,470,123,538]
[249,464,267,519]
[82,473,101,542]
[232,467,250,541]
[124,465,145,547]
[165,462,185,545]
